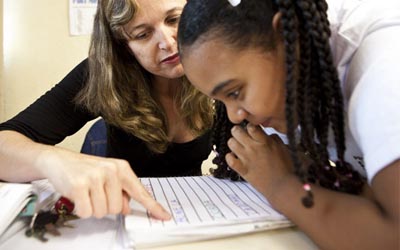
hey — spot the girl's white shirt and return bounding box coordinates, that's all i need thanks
[263,0,400,184]
[327,0,400,183]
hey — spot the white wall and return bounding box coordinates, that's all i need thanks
[0,0,3,120]
[1,0,92,151]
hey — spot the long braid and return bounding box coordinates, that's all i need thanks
[294,0,332,186]
[308,40,327,167]
[296,0,364,193]
[305,1,331,165]
[274,0,365,204]
[276,0,315,207]
[211,101,241,181]
[296,2,332,186]
[295,1,319,163]
[312,1,364,192]
[300,1,344,161]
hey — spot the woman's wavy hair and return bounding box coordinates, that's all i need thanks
[178,0,364,207]
[75,0,214,154]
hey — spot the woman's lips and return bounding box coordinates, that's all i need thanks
[161,53,180,64]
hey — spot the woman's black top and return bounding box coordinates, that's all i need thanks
[0,59,212,177]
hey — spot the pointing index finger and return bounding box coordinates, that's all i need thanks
[123,174,171,220]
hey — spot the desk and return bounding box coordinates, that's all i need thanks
[0,216,318,250]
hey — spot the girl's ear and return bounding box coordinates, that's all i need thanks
[272,12,283,43]
[272,12,282,32]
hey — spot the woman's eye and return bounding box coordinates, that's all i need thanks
[134,31,151,40]
[166,15,180,25]
[131,31,151,40]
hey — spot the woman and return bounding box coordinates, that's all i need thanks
[0,0,213,220]
[178,0,400,249]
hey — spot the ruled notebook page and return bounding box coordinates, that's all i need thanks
[124,176,292,248]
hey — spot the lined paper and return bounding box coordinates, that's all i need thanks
[123,176,292,248]
[126,176,287,230]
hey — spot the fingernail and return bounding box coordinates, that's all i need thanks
[248,123,255,131]
[163,210,172,219]
[226,156,232,166]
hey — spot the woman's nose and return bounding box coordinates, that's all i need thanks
[226,106,248,124]
[158,26,175,51]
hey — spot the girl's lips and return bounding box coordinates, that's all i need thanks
[161,53,180,64]
[260,118,271,127]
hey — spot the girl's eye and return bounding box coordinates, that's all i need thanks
[227,90,240,99]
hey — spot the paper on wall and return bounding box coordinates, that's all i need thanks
[69,0,98,36]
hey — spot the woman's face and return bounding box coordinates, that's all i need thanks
[182,39,288,133]
[124,0,185,80]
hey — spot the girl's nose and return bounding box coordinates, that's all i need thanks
[226,106,248,125]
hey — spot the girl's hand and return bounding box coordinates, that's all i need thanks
[225,124,294,198]
[37,148,171,220]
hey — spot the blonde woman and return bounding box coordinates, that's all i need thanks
[0,0,213,219]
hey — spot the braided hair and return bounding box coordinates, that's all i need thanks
[178,0,365,207]
[210,101,242,181]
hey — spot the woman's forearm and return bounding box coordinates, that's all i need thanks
[0,130,51,182]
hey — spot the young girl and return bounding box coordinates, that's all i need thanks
[178,0,400,249]
[0,0,213,220]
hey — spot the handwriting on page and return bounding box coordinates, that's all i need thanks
[126,176,286,231]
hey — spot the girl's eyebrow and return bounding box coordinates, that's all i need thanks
[211,79,234,96]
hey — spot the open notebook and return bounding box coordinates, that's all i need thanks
[0,180,56,244]
[120,176,293,249]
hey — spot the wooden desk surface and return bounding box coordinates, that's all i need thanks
[147,227,318,250]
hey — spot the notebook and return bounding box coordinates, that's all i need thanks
[120,176,293,249]
[0,179,56,244]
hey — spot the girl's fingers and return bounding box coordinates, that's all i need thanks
[227,137,244,156]
[246,124,268,143]
[226,152,248,175]
[231,124,268,146]
[230,125,249,146]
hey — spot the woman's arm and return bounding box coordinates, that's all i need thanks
[0,59,92,181]
[0,130,50,182]
[0,130,170,220]
[0,60,170,220]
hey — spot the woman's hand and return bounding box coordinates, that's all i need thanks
[225,124,294,199]
[36,148,171,220]
[0,131,170,220]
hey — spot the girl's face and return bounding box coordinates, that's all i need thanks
[124,0,185,80]
[182,38,288,133]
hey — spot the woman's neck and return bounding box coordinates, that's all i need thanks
[152,76,181,98]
